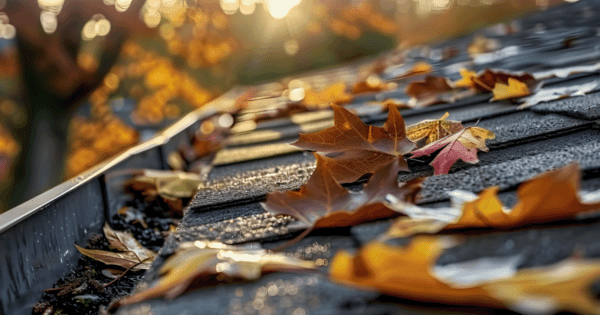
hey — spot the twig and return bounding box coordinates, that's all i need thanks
[103,259,148,288]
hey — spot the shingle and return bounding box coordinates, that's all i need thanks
[529,91,600,120]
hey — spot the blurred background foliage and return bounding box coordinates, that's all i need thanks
[0,0,563,211]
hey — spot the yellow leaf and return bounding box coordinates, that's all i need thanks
[491,77,530,101]
[453,68,477,89]
[406,112,464,146]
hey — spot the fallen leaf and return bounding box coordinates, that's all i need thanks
[331,236,600,314]
[470,69,535,93]
[262,153,423,230]
[406,112,464,147]
[190,113,233,159]
[352,74,393,94]
[128,170,201,200]
[330,236,498,306]
[467,35,500,57]
[75,245,153,271]
[389,61,433,80]
[405,76,475,107]
[409,127,495,175]
[103,224,156,266]
[482,258,600,315]
[115,241,317,307]
[292,104,415,183]
[369,98,411,111]
[253,103,312,123]
[302,82,353,108]
[491,77,530,101]
[385,163,600,238]
[518,81,600,109]
[452,68,477,89]
[405,76,453,105]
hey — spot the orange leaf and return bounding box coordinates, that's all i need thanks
[352,75,393,95]
[369,98,411,112]
[292,104,415,183]
[467,35,499,57]
[386,163,600,238]
[452,68,477,89]
[331,236,600,314]
[491,78,530,101]
[262,153,422,230]
[330,236,499,307]
[302,82,353,108]
[389,61,433,80]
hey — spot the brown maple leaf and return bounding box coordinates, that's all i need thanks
[292,104,415,183]
[262,153,423,231]
[405,76,474,107]
[409,126,495,175]
[385,163,600,238]
[406,112,464,147]
[331,235,600,314]
[114,241,317,309]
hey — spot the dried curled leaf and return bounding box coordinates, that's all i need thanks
[116,241,317,307]
[518,81,600,109]
[302,82,353,108]
[409,127,495,175]
[128,170,201,198]
[262,153,423,230]
[292,104,415,183]
[491,77,530,101]
[75,225,156,270]
[406,112,464,147]
[331,236,600,314]
[103,224,156,265]
[386,163,600,238]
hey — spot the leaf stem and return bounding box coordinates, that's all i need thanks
[103,259,148,288]
[271,227,314,252]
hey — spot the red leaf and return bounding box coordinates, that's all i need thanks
[410,127,495,175]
